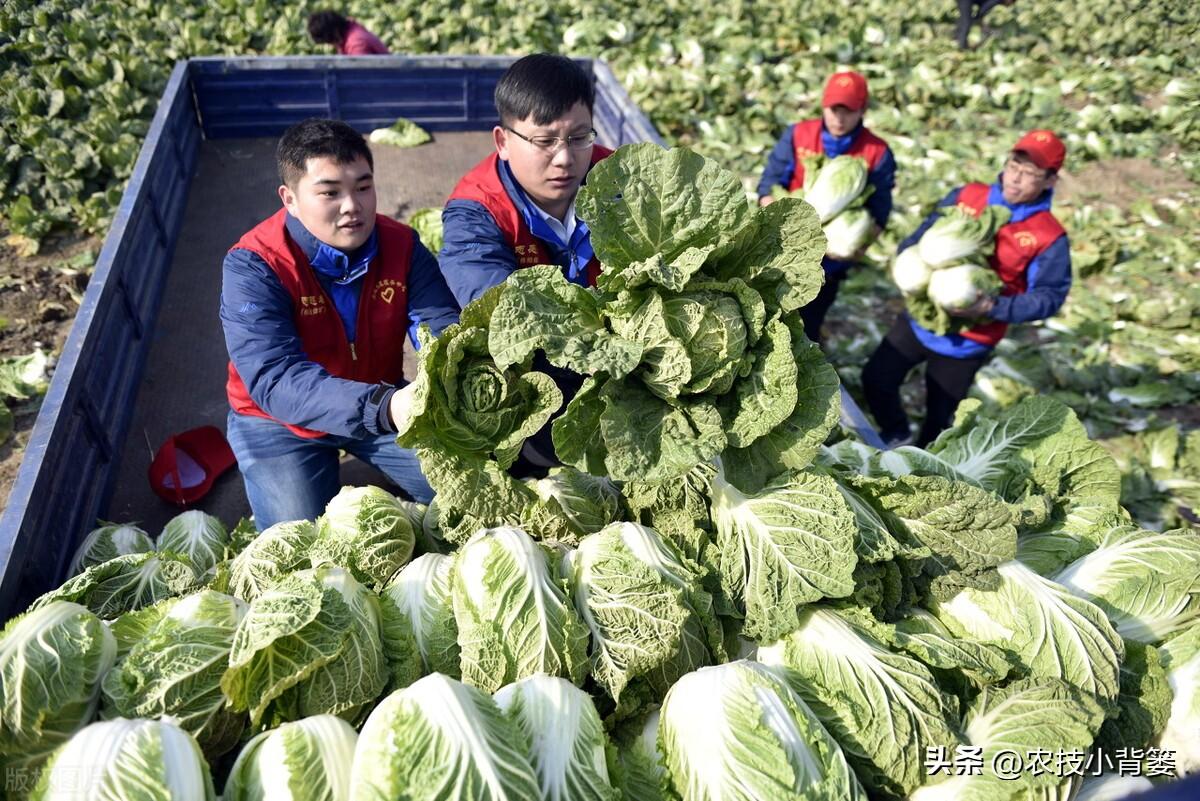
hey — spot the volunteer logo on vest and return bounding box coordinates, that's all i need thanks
[300,295,328,316]
[373,279,405,304]
[515,243,544,266]
[1015,231,1038,250]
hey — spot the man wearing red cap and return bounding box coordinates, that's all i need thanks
[862,130,1071,448]
[757,71,896,343]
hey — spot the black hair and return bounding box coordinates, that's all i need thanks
[307,11,350,45]
[276,118,373,187]
[494,53,595,127]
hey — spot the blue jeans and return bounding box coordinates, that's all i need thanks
[226,411,434,530]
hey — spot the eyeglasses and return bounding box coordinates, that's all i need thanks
[504,126,597,153]
[1004,159,1049,182]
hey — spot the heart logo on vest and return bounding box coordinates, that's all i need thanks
[1015,231,1038,250]
[373,279,404,303]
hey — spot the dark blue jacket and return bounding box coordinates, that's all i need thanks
[439,160,593,308]
[757,121,896,274]
[220,213,460,438]
[900,181,1072,358]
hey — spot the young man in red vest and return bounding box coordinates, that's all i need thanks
[439,54,612,468]
[757,71,896,343]
[221,119,459,529]
[439,53,612,309]
[862,130,1071,448]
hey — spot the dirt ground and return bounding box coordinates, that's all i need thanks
[1056,156,1195,210]
[0,231,102,512]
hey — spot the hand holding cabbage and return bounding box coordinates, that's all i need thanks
[773,155,880,260]
[397,144,841,493]
[890,205,1010,334]
[394,287,562,528]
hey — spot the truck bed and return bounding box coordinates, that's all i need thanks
[0,55,875,619]
[105,131,495,533]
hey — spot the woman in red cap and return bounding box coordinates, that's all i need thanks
[862,130,1071,448]
[757,71,896,344]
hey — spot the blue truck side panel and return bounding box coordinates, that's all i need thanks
[0,61,201,613]
[192,56,575,138]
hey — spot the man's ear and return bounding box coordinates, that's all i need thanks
[278,183,297,214]
[1045,173,1059,190]
[493,125,510,161]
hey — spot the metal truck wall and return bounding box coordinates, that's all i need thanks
[0,62,200,616]
[185,55,660,148]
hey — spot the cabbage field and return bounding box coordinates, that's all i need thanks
[1,0,1199,798]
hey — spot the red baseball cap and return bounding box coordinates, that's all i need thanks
[823,71,869,111]
[1012,129,1066,172]
[148,426,237,506]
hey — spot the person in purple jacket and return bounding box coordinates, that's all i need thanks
[220,119,459,529]
[862,130,1071,449]
[307,11,389,55]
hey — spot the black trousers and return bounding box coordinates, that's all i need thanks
[862,317,990,446]
[800,270,846,344]
[956,0,1010,48]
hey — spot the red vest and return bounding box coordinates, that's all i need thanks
[226,209,414,438]
[788,119,889,192]
[955,183,1066,347]
[448,146,614,286]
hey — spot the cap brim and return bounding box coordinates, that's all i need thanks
[823,97,866,111]
[1012,148,1052,171]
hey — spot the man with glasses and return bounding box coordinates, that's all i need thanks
[439,54,612,469]
[861,130,1071,447]
[439,53,612,308]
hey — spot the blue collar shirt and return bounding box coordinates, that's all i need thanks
[284,213,378,343]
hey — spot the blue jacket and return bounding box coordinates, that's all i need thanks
[439,160,596,308]
[900,181,1072,359]
[757,122,896,274]
[220,213,460,438]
